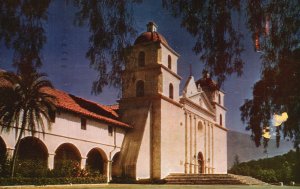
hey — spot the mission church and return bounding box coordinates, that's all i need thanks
[0,22,227,181]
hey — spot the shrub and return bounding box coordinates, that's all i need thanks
[0,176,107,186]
[15,159,48,178]
[0,154,11,177]
[256,169,278,183]
[51,160,82,177]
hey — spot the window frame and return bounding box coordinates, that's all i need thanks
[136,80,145,97]
[81,117,87,130]
[108,125,114,136]
[169,83,174,99]
[168,55,172,69]
[138,51,145,67]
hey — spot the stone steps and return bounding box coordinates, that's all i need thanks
[229,174,268,185]
[165,173,267,185]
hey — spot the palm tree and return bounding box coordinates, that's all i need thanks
[0,70,56,177]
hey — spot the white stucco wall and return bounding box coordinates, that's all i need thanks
[213,126,227,173]
[0,110,126,169]
[160,99,185,178]
[161,69,180,101]
[159,45,179,74]
[136,108,151,179]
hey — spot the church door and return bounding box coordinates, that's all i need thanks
[197,152,204,174]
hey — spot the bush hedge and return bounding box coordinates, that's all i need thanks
[0,176,107,186]
[229,150,299,184]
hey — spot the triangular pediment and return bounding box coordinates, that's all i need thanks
[183,76,198,96]
[182,76,215,113]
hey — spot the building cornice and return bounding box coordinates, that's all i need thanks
[122,64,182,80]
[59,107,132,129]
[214,123,228,131]
[119,94,183,108]
[160,64,182,80]
[180,97,215,117]
[158,41,180,57]
[213,102,227,111]
[10,126,124,148]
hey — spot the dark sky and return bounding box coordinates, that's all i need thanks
[0,0,262,134]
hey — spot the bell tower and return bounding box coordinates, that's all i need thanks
[118,22,183,180]
[121,21,181,101]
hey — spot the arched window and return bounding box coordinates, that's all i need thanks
[138,51,145,67]
[136,80,144,97]
[169,83,174,99]
[168,55,172,69]
[220,114,222,126]
[198,122,203,131]
[218,94,221,104]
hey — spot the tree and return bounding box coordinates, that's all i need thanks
[0,70,56,177]
[239,0,300,147]
[0,0,51,75]
[240,48,300,147]
[162,0,300,147]
[73,0,137,93]
[162,0,244,85]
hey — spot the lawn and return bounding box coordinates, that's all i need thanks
[1,184,300,189]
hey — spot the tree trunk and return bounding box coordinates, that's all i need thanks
[11,110,27,178]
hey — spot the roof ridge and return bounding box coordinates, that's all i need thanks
[42,88,131,128]
[52,88,118,117]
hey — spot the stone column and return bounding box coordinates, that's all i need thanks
[6,147,14,159]
[184,112,188,174]
[194,116,197,173]
[81,157,87,169]
[48,153,55,170]
[204,121,207,174]
[208,123,211,173]
[212,125,214,173]
[189,114,193,174]
[107,160,112,183]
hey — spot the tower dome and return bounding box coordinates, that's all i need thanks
[134,22,168,46]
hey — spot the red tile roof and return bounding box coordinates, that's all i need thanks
[196,77,219,91]
[0,75,131,128]
[106,104,119,110]
[134,31,168,46]
[0,78,11,87]
[44,88,131,128]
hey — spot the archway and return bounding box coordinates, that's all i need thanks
[54,143,81,170]
[0,136,7,168]
[0,136,7,160]
[17,137,48,164]
[16,137,48,176]
[86,148,108,175]
[112,152,121,177]
[197,152,204,174]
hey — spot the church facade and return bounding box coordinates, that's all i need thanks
[0,22,227,181]
[116,22,227,179]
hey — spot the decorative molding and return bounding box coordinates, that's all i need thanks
[214,123,228,131]
[213,102,227,111]
[9,126,123,148]
[180,97,215,117]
